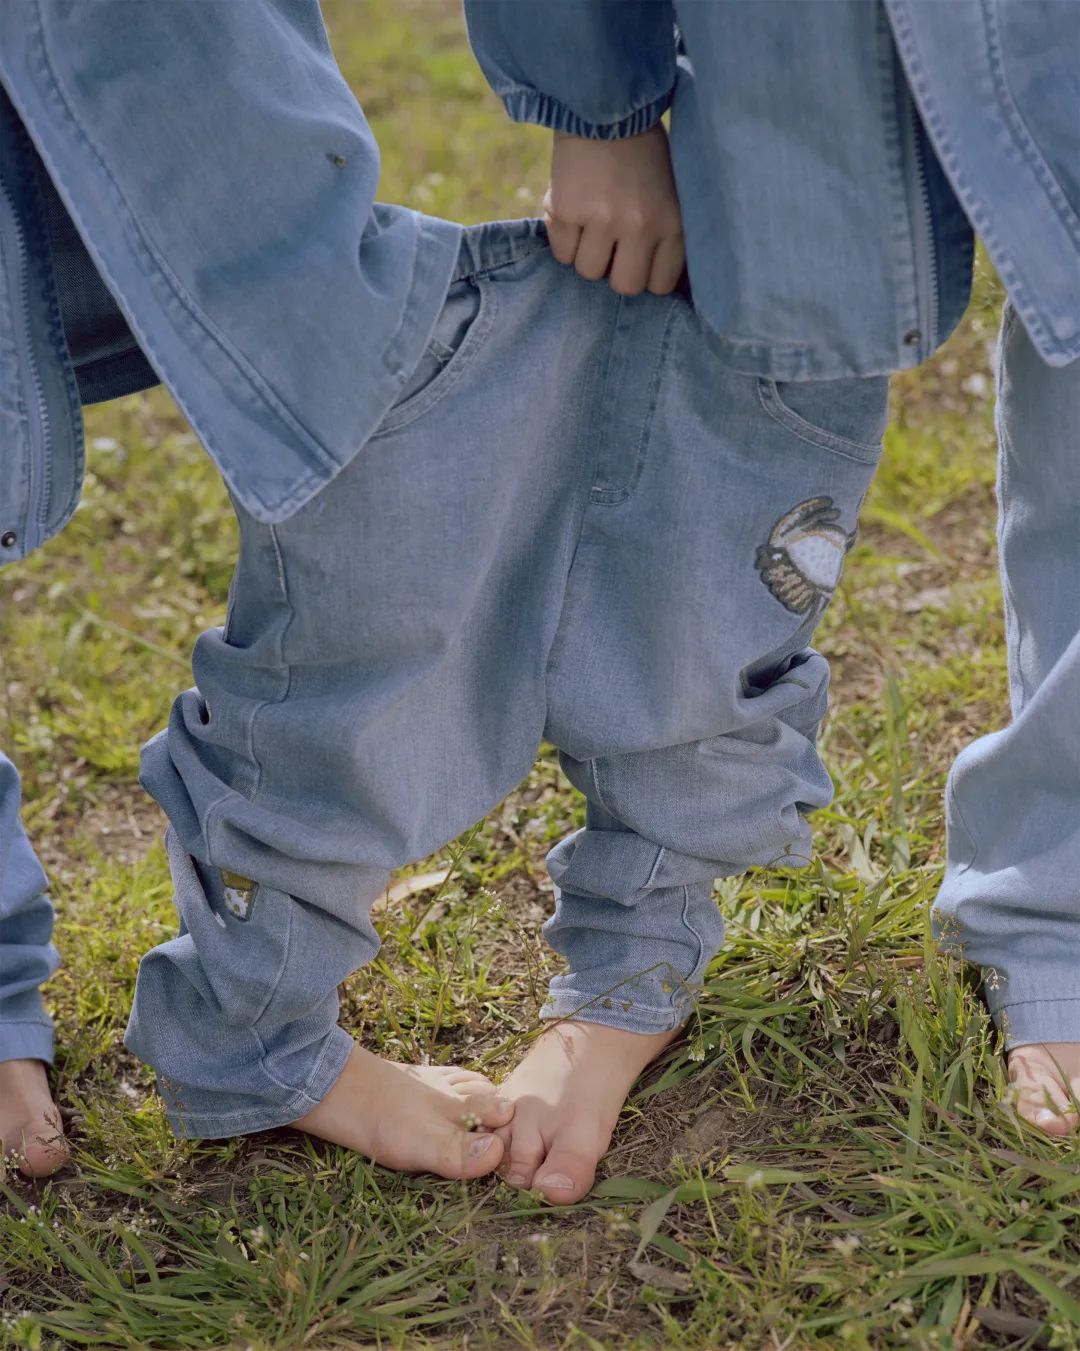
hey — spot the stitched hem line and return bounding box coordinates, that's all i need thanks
[162,1023,354,1140]
[0,1019,55,1064]
[991,998,1080,1050]
[542,990,693,1036]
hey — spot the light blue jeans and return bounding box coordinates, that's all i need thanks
[2,221,888,1136]
[935,305,1080,1047]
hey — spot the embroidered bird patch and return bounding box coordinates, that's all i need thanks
[755,496,855,616]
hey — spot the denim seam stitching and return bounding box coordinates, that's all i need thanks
[679,884,709,989]
[982,0,1080,256]
[456,240,550,285]
[995,304,1028,713]
[884,0,1079,363]
[755,379,882,464]
[371,277,499,437]
[997,997,1080,1010]
[591,296,682,506]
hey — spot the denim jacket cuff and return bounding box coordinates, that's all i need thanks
[500,88,671,140]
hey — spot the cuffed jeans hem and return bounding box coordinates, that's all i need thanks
[161,1024,355,1140]
[0,1020,55,1065]
[993,999,1080,1050]
[540,989,692,1035]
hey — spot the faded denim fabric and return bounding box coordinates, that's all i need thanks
[118,222,888,1136]
[467,0,1080,374]
[0,754,58,1064]
[0,0,462,563]
[935,306,1080,1046]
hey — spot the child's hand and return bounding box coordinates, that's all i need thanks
[543,124,685,296]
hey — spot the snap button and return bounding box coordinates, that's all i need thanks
[902,329,922,347]
[0,530,16,548]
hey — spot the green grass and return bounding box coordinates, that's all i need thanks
[1,3,1075,1348]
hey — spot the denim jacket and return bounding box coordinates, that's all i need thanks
[0,0,461,568]
[465,0,1080,380]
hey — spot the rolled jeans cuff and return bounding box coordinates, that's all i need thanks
[993,998,1080,1050]
[160,1023,355,1140]
[541,985,696,1035]
[0,1019,55,1065]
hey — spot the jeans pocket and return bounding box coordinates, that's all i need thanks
[757,375,889,462]
[375,275,490,434]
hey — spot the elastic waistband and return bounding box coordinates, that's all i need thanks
[452,217,549,282]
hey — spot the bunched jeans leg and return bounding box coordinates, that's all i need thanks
[0,752,58,1065]
[935,304,1080,1045]
[542,293,891,1031]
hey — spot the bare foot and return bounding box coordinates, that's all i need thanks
[290,1044,513,1179]
[1007,1042,1080,1135]
[0,1059,70,1178]
[495,1020,681,1204]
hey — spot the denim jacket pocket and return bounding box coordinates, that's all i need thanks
[374,273,494,437]
[757,376,888,464]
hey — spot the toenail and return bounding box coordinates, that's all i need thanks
[506,1171,529,1186]
[537,1172,574,1191]
[469,1133,495,1158]
[1035,1107,1063,1124]
[496,1097,512,1114]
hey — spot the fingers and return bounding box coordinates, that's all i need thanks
[608,237,657,297]
[543,199,582,268]
[647,233,686,295]
[544,207,684,298]
[571,225,616,282]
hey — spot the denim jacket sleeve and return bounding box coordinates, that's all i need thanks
[464,0,676,139]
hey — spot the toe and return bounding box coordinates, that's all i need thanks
[446,1070,498,1092]
[534,1120,603,1205]
[499,1119,547,1190]
[13,1117,69,1178]
[452,1089,514,1133]
[432,1123,506,1180]
[1015,1092,1079,1135]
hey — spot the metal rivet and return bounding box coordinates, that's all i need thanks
[328,152,347,168]
[0,530,16,548]
[902,328,922,347]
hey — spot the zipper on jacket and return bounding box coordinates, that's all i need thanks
[0,167,51,553]
[904,93,939,358]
